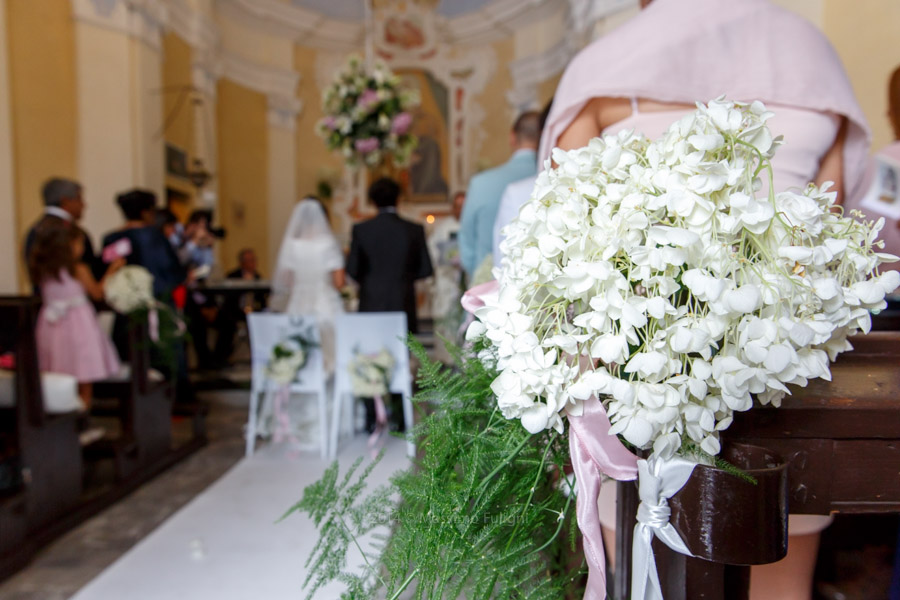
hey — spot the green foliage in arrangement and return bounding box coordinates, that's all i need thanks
[283,336,585,600]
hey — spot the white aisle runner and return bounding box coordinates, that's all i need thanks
[72,436,409,600]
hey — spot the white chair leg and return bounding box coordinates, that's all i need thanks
[245,387,259,457]
[317,385,328,460]
[329,389,342,460]
[402,392,415,457]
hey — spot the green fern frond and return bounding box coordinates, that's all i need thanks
[288,336,584,599]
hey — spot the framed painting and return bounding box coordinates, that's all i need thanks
[397,69,451,204]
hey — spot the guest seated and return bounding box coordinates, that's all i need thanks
[212,248,267,366]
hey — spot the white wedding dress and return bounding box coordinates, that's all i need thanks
[262,199,345,448]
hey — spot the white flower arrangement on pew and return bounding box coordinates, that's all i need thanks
[105,265,154,314]
[470,98,899,461]
[104,265,186,373]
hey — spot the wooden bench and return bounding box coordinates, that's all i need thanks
[0,297,82,580]
[92,318,174,481]
[0,296,208,584]
[613,331,900,599]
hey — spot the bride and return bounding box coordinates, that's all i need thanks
[271,197,346,372]
[261,198,346,449]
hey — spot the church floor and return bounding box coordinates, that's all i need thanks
[0,382,894,599]
[0,390,248,600]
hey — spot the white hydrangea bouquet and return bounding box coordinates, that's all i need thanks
[104,265,154,314]
[348,348,395,398]
[316,55,419,169]
[266,335,316,385]
[467,98,899,597]
[472,98,898,461]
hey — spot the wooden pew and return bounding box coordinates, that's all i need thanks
[0,297,82,579]
[613,331,900,599]
[91,318,174,481]
[0,298,207,584]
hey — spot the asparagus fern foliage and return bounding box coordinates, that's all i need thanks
[283,336,584,599]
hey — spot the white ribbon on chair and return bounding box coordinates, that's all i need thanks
[631,455,698,600]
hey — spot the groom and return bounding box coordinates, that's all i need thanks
[347,178,433,433]
[347,177,434,334]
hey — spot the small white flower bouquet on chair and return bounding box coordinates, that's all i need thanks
[347,347,395,453]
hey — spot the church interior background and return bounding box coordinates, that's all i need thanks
[2,1,900,599]
[0,0,898,294]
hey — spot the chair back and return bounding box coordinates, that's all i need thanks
[334,312,411,399]
[247,313,325,394]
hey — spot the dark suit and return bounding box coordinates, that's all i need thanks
[24,214,100,290]
[101,227,185,298]
[346,210,433,333]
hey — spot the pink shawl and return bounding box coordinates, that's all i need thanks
[540,0,871,198]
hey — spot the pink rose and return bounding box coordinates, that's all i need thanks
[323,116,337,130]
[357,89,379,110]
[354,137,380,153]
[391,112,413,135]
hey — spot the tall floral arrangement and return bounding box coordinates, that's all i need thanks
[317,55,419,169]
[471,98,899,460]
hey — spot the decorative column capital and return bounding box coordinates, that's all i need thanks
[267,95,303,132]
[71,0,168,50]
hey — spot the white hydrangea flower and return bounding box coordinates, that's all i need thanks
[104,265,154,314]
[474,98,899,460]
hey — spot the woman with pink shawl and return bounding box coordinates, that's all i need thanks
[539,0,870,599]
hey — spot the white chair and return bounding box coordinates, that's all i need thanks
[331,312,414,459]
[246,313,328,459]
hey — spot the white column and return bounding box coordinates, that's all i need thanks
[72,0,165,241]
[267,94,300,267]
[128,7,165,201]
[0,0,19,293]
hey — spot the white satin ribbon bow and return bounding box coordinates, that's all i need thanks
[44,296,87,323]
[631,456,698,600]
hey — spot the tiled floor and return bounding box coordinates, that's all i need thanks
[0,390,248,600]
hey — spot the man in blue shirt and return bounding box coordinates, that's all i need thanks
[458,111,541,278]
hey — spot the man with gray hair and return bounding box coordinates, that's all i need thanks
[24,177,98,288]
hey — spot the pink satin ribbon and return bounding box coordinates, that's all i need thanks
[272,385,299,448]
[464,279,638,597]
[460,280,499,314]
[568,397,639,599]
[148,307,160,342]
[367,394,388,458]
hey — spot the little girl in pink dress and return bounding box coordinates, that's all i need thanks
[30,220,123,409]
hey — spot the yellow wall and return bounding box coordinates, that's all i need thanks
[293,45,343,219]
[161,32,196,201]
[472,37,516,171]
[823,0,900,150]
[7,0,77,284]
[216,79,270,274]
[537,72,562,111]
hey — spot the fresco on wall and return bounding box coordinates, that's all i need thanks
[399,69,450,204]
